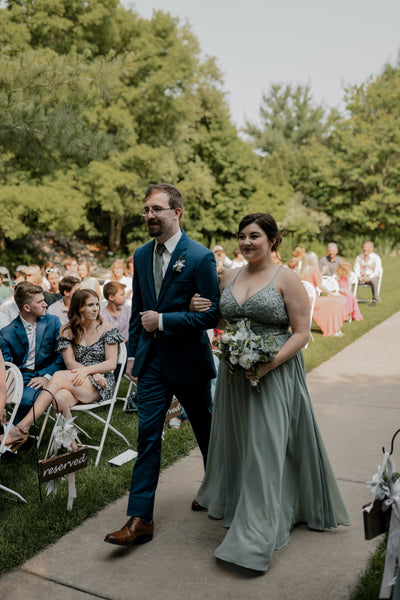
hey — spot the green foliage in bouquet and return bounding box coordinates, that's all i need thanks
[216,318,280,391]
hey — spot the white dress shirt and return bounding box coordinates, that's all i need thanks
[20,316,36,370]
[155,230,182,331]
[353,252,382,280]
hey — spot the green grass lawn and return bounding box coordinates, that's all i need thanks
[0,256,399,585]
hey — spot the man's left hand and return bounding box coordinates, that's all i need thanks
[27,376,48,390]
[140,310,159,332]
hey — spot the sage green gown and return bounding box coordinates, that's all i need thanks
[196,272,351,572]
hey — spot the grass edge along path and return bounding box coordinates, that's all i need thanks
[0,256,399,590]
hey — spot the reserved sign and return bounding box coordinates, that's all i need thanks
[165,397,182,423]
[39,448,89,483]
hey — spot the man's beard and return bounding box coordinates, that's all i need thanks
[147,220,162,237]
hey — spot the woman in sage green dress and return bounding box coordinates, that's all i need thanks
[193,213,351,572]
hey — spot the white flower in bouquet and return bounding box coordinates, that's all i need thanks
[367,463,400,502]
[52,415,79,453]
[216,318,280,391]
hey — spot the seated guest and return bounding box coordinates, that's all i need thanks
[231,248,247,268]
[0,290,123,450]
[47,276,81,324]
[100,282,130,340]
[25,264,44,287]
[0,271,27,329]
[12,270,27,286]
[0,282,65,422]
[0,350,6,431]
[319,243,340,276]
[62,256,79,277]
[353,241,382,306]
[300,252,346,337]
[77,261,102,298]
[212,245,232,270]
[103,258,132,304]
[42,261,55,290]
[336,261,363,322]
[0,272,11,301]
[43,266,62,306]
[292,246,305,270]
[126,256,134,278]
[287,258,300,273]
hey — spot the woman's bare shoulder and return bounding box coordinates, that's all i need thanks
[275,267,305,293]
[60,325,72,339]
[220,268,240,293]
[99,321,113,334]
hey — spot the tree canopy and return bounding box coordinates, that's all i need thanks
[0,0,399,262]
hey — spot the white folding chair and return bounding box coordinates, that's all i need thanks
[45,344,130,467]
[116,374,137,411]
[301,281,316,348]
[349,271,358,296]
[0,362,26,502]
[355,268,383,302]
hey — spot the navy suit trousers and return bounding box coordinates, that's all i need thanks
[127,345,212,520]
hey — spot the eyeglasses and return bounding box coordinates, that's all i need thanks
[46,268,59,274]
[140,207,174,217]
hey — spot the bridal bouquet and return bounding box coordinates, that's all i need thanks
[216,318,280,391]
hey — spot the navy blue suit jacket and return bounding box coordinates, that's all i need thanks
[128,230,220,383]
[0,314,65,376]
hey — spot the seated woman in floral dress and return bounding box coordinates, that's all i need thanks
[0,289,124,450]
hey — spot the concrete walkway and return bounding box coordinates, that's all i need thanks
[2,313,400,600]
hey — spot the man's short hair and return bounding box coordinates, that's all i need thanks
[103,281,126,300]
[14,282,43,311]
[144,183,184,210]
[59,276,81,296]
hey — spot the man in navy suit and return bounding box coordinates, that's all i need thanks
[105,183,220,547]
[0,282,65,422]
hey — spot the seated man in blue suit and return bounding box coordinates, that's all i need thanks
[0,281,65,422]
[105,183,220,547]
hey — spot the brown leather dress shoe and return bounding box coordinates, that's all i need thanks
[104,517,154,547]
[191,499,207,512]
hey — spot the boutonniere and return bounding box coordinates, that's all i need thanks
[173,256,185,273]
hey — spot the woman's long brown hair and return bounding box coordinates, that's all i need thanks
[63,289,103,346]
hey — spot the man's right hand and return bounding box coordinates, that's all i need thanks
[125,359,138,382]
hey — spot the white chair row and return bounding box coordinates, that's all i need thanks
[0,362,26,502]
[1,346,132,504]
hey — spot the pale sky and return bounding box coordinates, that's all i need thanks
[125,0,400,129]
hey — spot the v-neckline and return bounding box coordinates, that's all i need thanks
[230,280,278,309]
[229,265,281,308]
